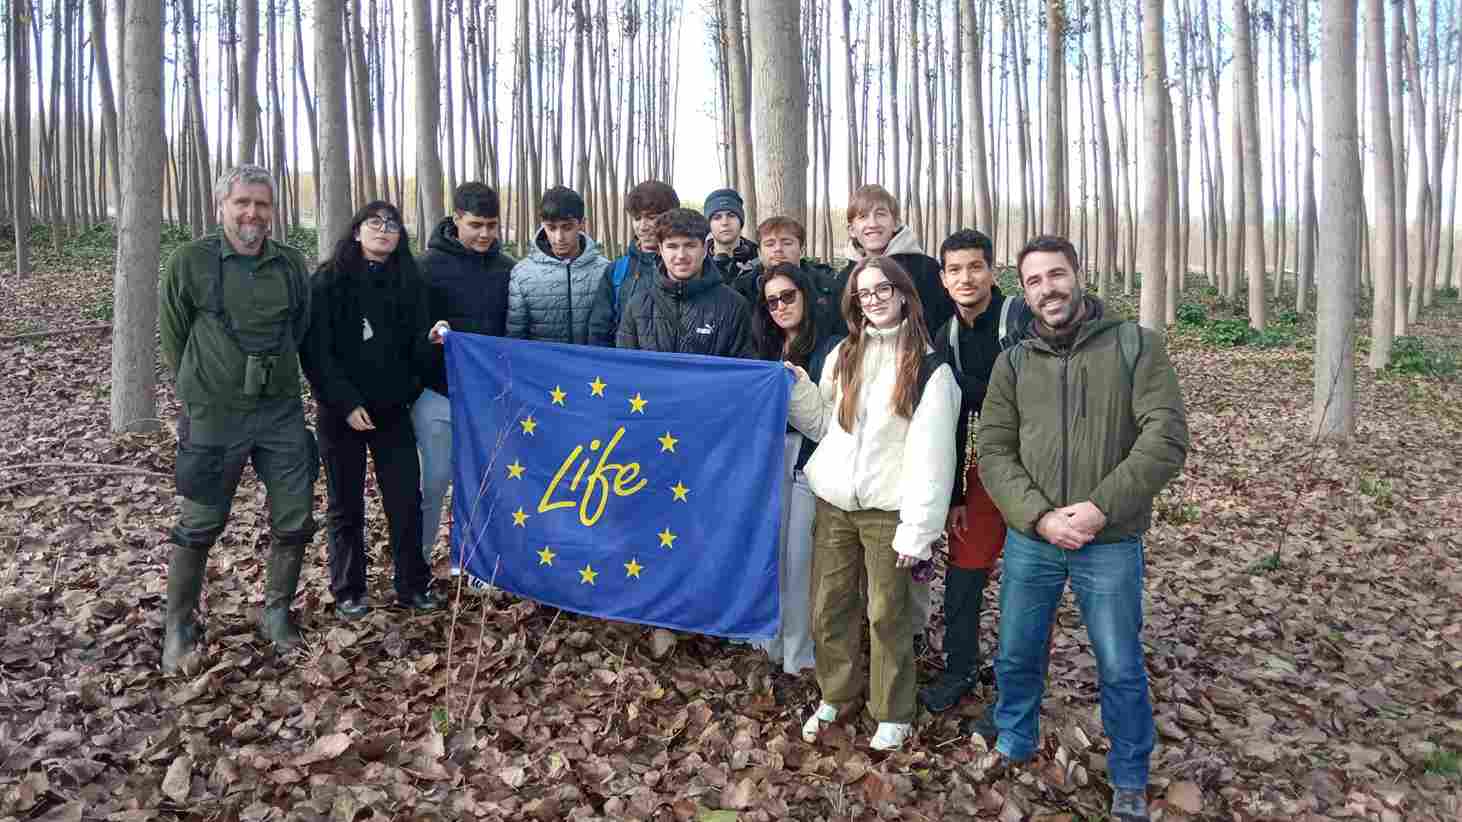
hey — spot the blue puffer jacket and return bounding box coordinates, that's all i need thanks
[588,240,661,346]
[506,229,613,345]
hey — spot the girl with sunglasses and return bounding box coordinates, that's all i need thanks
[785,255,960,752]
[750,262,844,677]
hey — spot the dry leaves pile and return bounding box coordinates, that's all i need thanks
[2,265,1460,821]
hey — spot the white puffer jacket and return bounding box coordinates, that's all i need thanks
[787,322,961,560]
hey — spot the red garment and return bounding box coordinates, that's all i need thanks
[949,461,1006,570]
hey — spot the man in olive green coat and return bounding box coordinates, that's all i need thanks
[976,235,1188,822]
[158,165,317,673]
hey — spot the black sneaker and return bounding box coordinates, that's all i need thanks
[1111,788,1150,821]
[335,597,369,620]
[400,590,445,612]
[959,707,1000,748]
[918,670,977,713]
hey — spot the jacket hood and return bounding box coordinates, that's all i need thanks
[1027,293,1115,352]
[529,228,606,269]
[845,224,924,262]
[428,216,504,260]
[714,236,759,264]
[657,261,725,300]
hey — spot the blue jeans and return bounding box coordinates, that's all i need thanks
[411,388,454,566]
[993,529,1153,790]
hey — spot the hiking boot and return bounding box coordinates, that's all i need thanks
[1111,788,1150,821]
[918,669,978,713]
[258,543,306,652]
[162,544,209,673]
[870,722,913,752]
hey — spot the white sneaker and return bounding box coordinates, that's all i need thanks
[801,702,838,743]
[870,721,913,751]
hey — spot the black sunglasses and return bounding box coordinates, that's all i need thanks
[764,289,800,310]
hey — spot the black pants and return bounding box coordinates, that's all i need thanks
[943,565,990,676]
[318,407,430,602]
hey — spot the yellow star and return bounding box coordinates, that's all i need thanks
[670,482,689,502]
[657,431,678,453]
[519,415,538,436]
[589,376,607,397]
[537,546,556,566]
[657,528,677,549]
[506,459,526,480]
[579,564,598,585]
[512,507,529,527]
[628,393,648,414]
[624,557,643,579]
[550,385,567,406]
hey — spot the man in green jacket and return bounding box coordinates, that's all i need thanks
[976,235,1188,822]
[158,165,317,673]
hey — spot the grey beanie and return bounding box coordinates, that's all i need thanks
[704,188,745,226]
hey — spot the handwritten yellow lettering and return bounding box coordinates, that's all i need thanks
[536,426,649,526]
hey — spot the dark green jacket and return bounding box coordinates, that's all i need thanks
[160,234,312,409]
[976,310,1189,543]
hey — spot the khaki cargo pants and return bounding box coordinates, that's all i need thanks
[811,499,915,723]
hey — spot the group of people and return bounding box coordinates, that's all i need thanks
[157,163,1187,822]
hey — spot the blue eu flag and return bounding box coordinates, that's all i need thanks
[444,334,790,639]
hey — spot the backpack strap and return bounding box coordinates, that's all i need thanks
[998,295,1017,344]
[912,350,949,413]
[946,318,962,373]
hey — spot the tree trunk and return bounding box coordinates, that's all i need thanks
[1366,0,1397,367]
[962,0,992,231]
[238,0,260,162]
[10,0,32,277]
[1313,0,1359,439]
[907,0,923,240]
[748,0,807,222]
[1295,0,1317,313]
[315,0,351,260]
[725,0,756,221]
[413,0,443,226]
[347,0,377,200]
[1138,0,1168,332]
[89,0,120,216]
[110,0,163,434]
[1402,0,1428,325]
[1090,0,1116,291]
[1390,0,1408,334]
[1234,0,1267,329]
[1045,0,1066,236]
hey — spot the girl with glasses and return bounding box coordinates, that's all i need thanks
[750,263,844,677]
[785,255,960,752]
[301,201,443,621]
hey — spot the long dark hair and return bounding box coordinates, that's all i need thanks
[322,200,415,277]
[751,262,819,366]
[835,255,931,429]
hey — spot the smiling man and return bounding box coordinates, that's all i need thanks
[158,165,316,672]
[976,235,1189,822]
[614,208,753,358]
[506,186,611,345]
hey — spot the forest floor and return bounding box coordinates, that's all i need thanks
[1,225,1461,821]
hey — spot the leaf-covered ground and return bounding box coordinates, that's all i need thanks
[2,238,1460,821]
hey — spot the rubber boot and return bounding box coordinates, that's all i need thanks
[258,543,305,652]
[162,544,209,673]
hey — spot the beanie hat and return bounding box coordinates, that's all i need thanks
[704,188,746,226]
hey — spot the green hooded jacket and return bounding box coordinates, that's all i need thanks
[976,305,1189,543]
[160,234,312,409]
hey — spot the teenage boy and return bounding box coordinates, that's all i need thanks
[705,187,759,286]
[588,180,680,346]
[834,184,955,337]
[506,186,612,344]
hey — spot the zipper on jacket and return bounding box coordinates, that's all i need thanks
[565,259,574,342]
[1079,367,1088,418]
[1060,352,1070,506]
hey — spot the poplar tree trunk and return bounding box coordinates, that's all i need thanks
[725,0,757,223]
[238,0,260,163]
[1234,0,1267,329]
[111,0,163,434]
[1366,0,1398,368]
[748,0,806,222]
[1295,0,1317,314]
[1390,0,1408,335]
[1091,0,1116,292]
[1313,0,1359,439]
[11,0,33,277]
[1045,0,1066,236]
[963,0,993,232]
[178,0,213,231]
[89,0,119,215]
[1402,0,1428,325]
[315,0,351,260]
[413,0,444,226]
[1138,0,1168,332]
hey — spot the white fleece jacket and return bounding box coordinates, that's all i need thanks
[787,322,961,560]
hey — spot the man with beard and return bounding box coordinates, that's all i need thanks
[976,235,1189,822]
[919,229,1030,715]
[158,165,317,673]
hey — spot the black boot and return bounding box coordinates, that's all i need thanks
[919,667,979,713]
[258,543,305,651]
[163,544,209,673]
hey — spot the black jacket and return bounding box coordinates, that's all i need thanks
[931,286,1032,504]
[709,237,759,287]
[588,240,661,347]
[301,256,432,423]
[615,264,755,358]
[418,217,516,396]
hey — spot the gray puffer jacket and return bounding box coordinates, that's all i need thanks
[506,229,613,344]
